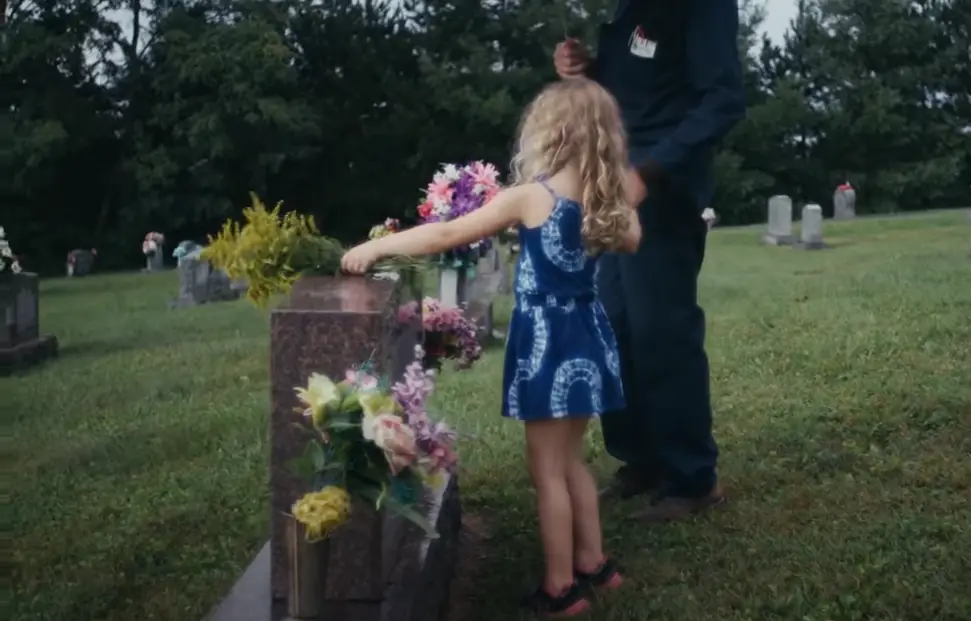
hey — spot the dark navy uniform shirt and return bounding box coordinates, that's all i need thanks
[591,0,745,207]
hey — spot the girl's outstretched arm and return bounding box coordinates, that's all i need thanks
[342,185,528,274]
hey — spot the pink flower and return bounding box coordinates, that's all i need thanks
[362,413,418,474]
[469,161,499,188]
[426,178,453,206]
[345,369,378,391]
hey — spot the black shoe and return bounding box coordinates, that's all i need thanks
[521,583,591,617]
[576,558,624,593]
[598,466,660,501]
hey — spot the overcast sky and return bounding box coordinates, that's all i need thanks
[761,0,797,43]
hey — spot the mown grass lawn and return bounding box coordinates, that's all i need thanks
[5,211,970,621]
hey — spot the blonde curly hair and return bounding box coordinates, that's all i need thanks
[510,78,631,253]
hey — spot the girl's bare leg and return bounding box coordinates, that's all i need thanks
[525,419,576,594]
[566,418,606,574]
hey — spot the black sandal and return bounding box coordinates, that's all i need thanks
[521,582,591,617]
[576,558,624,593]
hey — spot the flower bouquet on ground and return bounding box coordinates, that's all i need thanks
[417,161,501,272]
[0,227,22,277]
[142,232,165,256]
[398,297,481,370]
[202,193,345,306]
[289,345,458,541]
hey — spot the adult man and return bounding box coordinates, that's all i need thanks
[554,0,745,521]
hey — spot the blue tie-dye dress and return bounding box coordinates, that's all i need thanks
[501,180,626,421]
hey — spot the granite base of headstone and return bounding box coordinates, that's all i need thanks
[762,194,794,245]
[205,476,461,621]
[169,250,241,309]
[1,272,58,375]
[66,249,95,277]
[833,187,856,220]
[795,203,827,250]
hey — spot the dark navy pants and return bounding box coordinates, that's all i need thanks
[597,187,718,498]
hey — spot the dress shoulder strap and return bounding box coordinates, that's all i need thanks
[534,175,558,200]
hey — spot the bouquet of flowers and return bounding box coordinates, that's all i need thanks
[142,232,165,256]
[398,297,481,369]
[289,346,458,541]
[417,161,501,270]
[0,227,22,276]
[202,193,344,306]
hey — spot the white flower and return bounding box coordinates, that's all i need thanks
[0,245,10,258]
[441,163,461,181]
[432,198,450,216]
[11,261,20,273]
[701,208,716,222]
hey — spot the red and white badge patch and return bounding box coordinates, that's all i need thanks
[629,25,657,58]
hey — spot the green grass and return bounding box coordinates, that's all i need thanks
[5,211,970,621]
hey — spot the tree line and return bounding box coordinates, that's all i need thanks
[2,0,969,273]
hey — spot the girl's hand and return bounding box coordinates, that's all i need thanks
[341,242,381,275]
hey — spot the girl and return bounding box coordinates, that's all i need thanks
[342,78,641,617]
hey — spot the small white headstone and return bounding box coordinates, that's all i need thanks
[799,203,826,250]
[763,195,794,245]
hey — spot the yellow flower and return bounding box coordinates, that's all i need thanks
[200,193,340,307]
[295,373,340,426]
[291,486,351,542]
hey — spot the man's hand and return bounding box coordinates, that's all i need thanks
[626,167,647,206]
[553,38,589,79]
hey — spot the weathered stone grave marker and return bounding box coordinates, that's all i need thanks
[1,273,58,374]
[142,232,165,272]
[466,243,505,340]
[797,203,826,250]
[169,248,240,308]
[762,195,794,245]
[833,184,856,220]
[66,249,96,277]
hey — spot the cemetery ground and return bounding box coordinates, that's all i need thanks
[5,211,970,621]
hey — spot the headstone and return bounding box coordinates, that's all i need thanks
[833,186,856,220]
[145,249,164,271]
[762,195,794,245]
[437,267,468,309]
[239,275,458,621]
[169,248,240,308]
[466,244,504,340]
[797,203,826,250]
[66,249,96,277]
[173,241,203,266]
[0,273,58,375]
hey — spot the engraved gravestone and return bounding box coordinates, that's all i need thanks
[798,203,826,250]
[762,195,794,245]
